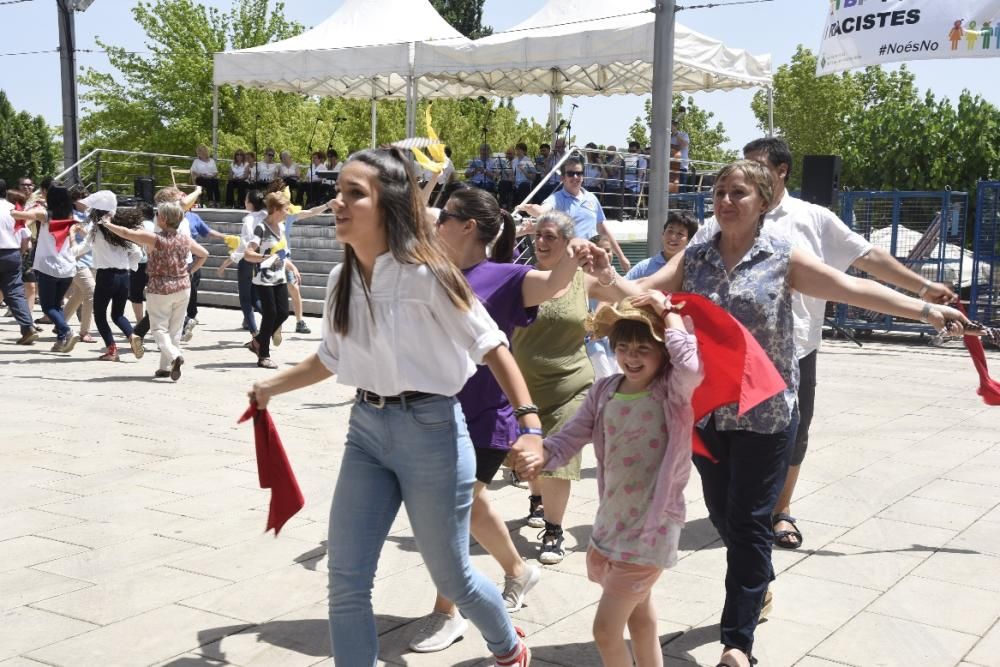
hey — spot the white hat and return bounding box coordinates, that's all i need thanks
[79,190,118,214]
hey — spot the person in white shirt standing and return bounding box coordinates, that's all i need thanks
[690,137,956,551]
[190,144,220,206]
[0,179,37,345]
[76,191,145,362]
[247,147,536,667]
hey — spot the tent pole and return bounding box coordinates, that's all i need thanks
[406,42,417,138]
[548,93,558,141]
[767,87,775,137]
[371,98,377,149]
[211,85,219,159]
[647,0,677,255]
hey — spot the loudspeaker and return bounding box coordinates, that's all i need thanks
[801,155,841,207]
[134,176,155,203]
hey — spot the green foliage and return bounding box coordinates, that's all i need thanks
[78,0,549,175]
[627,115,649,147]
[429,0,493,39]
[0,91,58,184]
[640,95,738,165]
[751,45,1000,193]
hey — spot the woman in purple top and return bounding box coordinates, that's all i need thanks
[406,185,599,654]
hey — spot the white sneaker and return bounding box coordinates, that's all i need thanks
[181,319,196,342]
[502,563,541,613]
[408,612,468,653]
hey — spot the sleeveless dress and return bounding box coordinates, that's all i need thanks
[512,269,594,480]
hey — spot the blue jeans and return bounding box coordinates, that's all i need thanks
[327,395,517,665]
[0,248,34,334]
[35,271,72,339]
[237,259,259,333]
[94,268,134,347]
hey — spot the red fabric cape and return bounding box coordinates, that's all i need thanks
[238,404,305,535]
[671,293,788,460]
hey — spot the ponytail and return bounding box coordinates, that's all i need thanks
[491,209,516,264]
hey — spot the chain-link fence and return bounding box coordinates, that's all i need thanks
[834,190,969,335]
[971,181,1000,326]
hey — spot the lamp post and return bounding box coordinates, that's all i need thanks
[57,0,96,184]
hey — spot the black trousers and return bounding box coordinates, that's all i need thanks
[93,268,134,347]
[186,269,201,321]
[255,282,289,358]
[194,176,220,203]
[225,179,248,208]
[790,351,817,465]
[693,416,791,656]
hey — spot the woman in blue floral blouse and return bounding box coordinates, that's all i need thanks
[584,159,975,667]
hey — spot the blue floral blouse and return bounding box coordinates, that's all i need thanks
[682,229,799,434]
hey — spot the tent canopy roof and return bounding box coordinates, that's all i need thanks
[422,0,772,96]
[212,0,478,99]
[213,0,771,100]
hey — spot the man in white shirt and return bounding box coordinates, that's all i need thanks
[690,137,956,550]
[0,180,37,344]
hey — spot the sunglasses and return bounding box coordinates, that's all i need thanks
[437,209,467,226]
[564,171,584,178]
[20,182,33,188]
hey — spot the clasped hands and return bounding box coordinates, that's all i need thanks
[510,434,546,481]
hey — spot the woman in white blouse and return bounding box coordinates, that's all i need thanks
[225,149,250,208]
[190,144,220,205]
[247,148,536,667]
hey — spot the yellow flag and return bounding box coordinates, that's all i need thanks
[223,234,241,252]
[425,104,447,164]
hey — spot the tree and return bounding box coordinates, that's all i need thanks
[429,0,492,39]
[750,45,1000,193]
[627,115,649,148]
[640,95,738,165]
[0,90,58,184]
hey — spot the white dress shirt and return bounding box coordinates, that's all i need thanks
[230,210,266,263]
[0,200,18,249]
[77,231,141,271]
[190,158,218,178]
[692,191,872,358]
[317,253,507,397]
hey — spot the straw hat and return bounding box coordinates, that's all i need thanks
[588,297,665,342]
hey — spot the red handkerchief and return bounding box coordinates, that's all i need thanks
[670,293,789,460]
[48,218,76,252]
[955,303,1000,406]
[238,404,305,535]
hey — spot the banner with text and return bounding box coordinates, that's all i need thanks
[818,0,1000,75]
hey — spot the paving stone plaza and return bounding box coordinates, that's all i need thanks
[2,308,999,667]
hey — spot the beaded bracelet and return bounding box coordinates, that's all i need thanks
[513,404,539,419]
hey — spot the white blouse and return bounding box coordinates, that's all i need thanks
[32,219,77,278]
[190,158,218,178]
[317,253,507,397]
[230,162,249,180]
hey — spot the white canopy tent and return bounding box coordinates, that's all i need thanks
[421,0,773,133]
[211,0,478,150]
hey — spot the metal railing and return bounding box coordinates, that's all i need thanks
[54,149,236,196]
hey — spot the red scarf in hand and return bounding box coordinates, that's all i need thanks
[671,293,788,460]
[48,218,76,252]
[238,404,305,535]
[955,303,1000,406]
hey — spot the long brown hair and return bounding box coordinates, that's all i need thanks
[330,147,474,335]
[446,187,517,264]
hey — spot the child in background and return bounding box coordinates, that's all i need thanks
[515,291,702,667]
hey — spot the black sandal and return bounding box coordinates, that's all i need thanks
[716,647,757,666]
[772,512,803,549]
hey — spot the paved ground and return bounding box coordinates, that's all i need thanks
[2,306,999,667]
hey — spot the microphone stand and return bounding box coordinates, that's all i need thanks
[326,116,347,153]
[306,117,321,155]
[564,103,578,146]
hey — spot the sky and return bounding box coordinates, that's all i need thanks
[1,0,998,152]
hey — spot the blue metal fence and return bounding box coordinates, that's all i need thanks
[971,181,1000,325]
[834,190,969,334]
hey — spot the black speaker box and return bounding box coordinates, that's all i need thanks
[801,155,841,207]
[134,176,155,203]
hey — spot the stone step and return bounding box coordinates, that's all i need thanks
[209,265,330,288]
[198,289,326,316]
[200,277,328,302]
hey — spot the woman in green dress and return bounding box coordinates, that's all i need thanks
[512,210,619,564]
